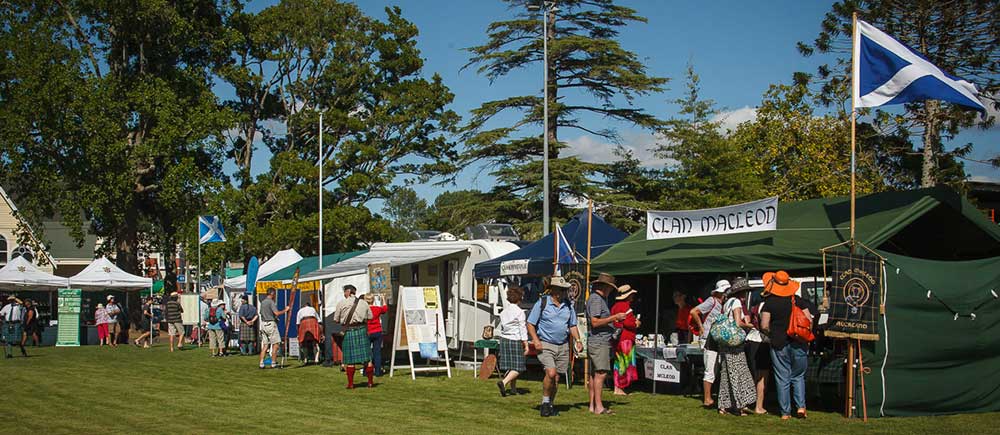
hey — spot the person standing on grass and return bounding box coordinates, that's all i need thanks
[105,295,122,347]
[760,271,812,420]
[237,294,257,356]
[164,292,185,352]
[296,301,323,365]
[333,285,374,389]
[133,297,154,348]
[526,276,583,418]
[258,289,290,369]
[363,293,388,376]
[587,273,626,415]
[690,280,728,408]
[23,299,41,347]
[94,303,110,347]
[0,296,27,358]
[206,299,228,357]
[496,285,529,397]
[611,285,641,396]
[717,280,757,416]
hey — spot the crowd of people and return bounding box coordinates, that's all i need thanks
[3,268,816,418]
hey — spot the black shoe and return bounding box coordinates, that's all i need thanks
[549,405,560,417]
[540,403,552,417]
[497,381,507,397]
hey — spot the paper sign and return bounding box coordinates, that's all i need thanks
[644,358,682,383]
[647,196,778,240]
[423,288,438,309]
[500,259,530,276]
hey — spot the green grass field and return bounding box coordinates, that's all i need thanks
[6,343,997,434]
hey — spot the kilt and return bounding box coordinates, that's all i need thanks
[297,317,322,344]
[342,327,372,365]
[239,323,257,342]
[2,323,22,343]
[498,337,526,372]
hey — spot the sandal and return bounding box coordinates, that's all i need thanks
[599,409,616,415]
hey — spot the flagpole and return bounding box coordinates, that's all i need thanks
[850,11,858,245]
[198,226,202,347]
[552,222,558,275]
[584,200,593,389]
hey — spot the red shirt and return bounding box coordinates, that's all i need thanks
[675,304,690,331]
[367,305,388,334]
[611,301,638,343]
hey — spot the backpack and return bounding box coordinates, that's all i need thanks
[209,307,219,324]
[786,296,815,343]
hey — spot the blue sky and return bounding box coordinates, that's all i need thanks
[231,0,1000,212]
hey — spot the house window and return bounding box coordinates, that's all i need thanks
[0,235,6,266]
[11,245,33,263]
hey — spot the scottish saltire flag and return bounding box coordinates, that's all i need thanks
[853,19,985,112]
[555,223,576,265]
[198,215,226,244]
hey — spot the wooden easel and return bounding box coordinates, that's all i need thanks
[389,285,452,379]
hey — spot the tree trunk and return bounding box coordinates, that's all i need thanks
[921,100,940,188]
[545,8,559,222]
[115,204,140,275]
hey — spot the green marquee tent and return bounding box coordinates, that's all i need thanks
[592,187,1000,275]
[591,187,1000,417]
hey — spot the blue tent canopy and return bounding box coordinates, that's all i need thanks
[474,212,628,279]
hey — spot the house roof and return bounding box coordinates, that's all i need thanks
[0,185,56,267]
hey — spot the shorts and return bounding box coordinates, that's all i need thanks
[260,321,281,346]
[168,322,184,336]
[587,338,612,373]
[108,322,121,337]
[745,340,772,377]
[97,323,109,340]
[538,341,569,374]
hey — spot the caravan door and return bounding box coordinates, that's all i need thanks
[444,259,459,342]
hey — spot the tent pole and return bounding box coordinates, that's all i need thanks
[846,340,855,418]
[585,201,593,388]
[850,11,858,245]
[198,237,202,347]
[652,271,660,395]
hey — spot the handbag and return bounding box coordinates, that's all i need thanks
[709,304,746,348]
[786,296,815,343]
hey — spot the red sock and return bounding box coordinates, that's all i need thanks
[346,366,356,388]
[366,366,374,386]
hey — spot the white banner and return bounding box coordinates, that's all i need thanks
[646,197,778,240]
[499,259,530,276]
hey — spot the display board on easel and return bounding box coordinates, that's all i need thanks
[390,285,452,379]
[56,288,81,347]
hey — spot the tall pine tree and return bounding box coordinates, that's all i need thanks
[462,0,667,238]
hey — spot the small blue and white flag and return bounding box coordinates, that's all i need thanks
[198,215,226,244]
[853,19,985,112]
[554,223,576,266]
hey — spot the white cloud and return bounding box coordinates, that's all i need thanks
[711,106,758,134]
[563,131,673,168]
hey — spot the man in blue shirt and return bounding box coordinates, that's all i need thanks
[527,276,583,417]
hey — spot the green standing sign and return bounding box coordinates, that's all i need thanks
[56,288,82,347]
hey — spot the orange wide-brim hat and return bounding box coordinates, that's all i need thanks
[762,270,800,297]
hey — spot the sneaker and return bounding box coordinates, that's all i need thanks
[549,406,560,417]
[497,381,507,397]
[540,403,552,417]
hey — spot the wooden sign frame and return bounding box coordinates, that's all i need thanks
[389,285,452,379]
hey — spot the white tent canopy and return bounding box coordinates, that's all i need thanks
[224,249,302,291]
[0,256,70,290]
[299,245,467,282]
[69,257,153,290]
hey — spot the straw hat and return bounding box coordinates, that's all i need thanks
[548,276,572,290]
[615,284,637,301]
[591,273,618,291]
[211,299,224,307]
[762,271,799,297]
[97,303,104,309]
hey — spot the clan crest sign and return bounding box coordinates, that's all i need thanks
[825,251,882,341]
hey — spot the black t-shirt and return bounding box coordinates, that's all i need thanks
[761,295,810,350]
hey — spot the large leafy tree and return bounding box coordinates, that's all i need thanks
[0,0,235,278]
[462,0,667,238]
[656,67,764,209]
[798,0,999,187]
[208,0,460,265]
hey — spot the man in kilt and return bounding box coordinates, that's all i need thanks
[0,296,27,358]
[333,285,374,389]
[496,285,528,397]
[237,294,258,355]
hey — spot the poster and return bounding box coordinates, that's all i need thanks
[646,196,778,240]
[394,286,445,352]
[56,288,81,347]
[179,293,201,325]
[824,251,882,341]
[368,262,391,296]
[423,288,438,309]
